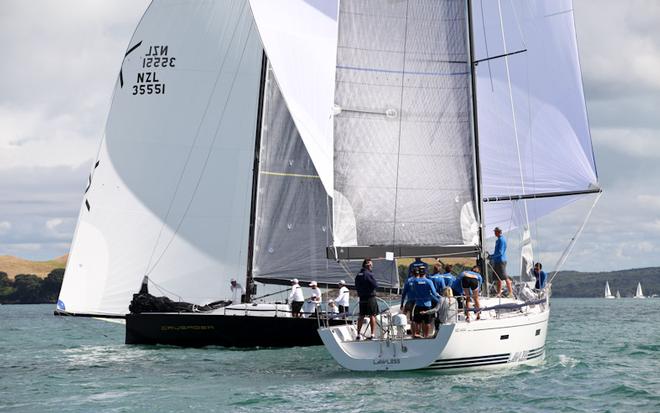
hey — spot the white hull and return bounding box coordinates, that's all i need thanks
[319,296,549,372]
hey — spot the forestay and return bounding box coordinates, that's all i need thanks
[249,0,339,196]
[472,0,599,234]
[333,0,478,250]
[58,0,263,315]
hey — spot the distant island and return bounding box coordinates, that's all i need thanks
[1,255,658,304]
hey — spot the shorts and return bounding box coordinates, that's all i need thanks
[461,277,479,291]
[359,296,378,317]
[338,305,349,314]
[291,301,303,314]
[413,305,432,324]
[403,301,414,314]
[492,261,509,280]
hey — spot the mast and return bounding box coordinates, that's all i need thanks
[244,52,269,303]
[466,0,488,294]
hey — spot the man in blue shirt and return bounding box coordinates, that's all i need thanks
[411,267,441,338]
[533,262,547,289]
[490,227,513,297]
[355,258,379,340]
[428,263,446,293]
[440,264,456,296]
[458,266,483,322]
[408,257,428,278]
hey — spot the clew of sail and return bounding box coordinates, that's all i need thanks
[57,0,263,316]
[473,0,600,235]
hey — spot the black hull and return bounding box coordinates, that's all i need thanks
[125,313,347,348]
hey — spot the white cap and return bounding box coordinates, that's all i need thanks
[290,278,299,284]
[309,281,318,287]
[339,280,346,285]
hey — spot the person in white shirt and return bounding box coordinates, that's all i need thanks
[327,299,339,315]
[230,278,244,304]
[303,281,322,318]
[288,278,304,318]
[335,280,350,315]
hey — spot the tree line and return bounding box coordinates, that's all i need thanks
[0,269,64,304]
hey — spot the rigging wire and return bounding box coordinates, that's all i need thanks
[390,0,411,254]
[145,3,255,276]
[549,192,602,283]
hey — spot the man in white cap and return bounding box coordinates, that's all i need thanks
[335,280,350,315]
[230,278,244,304]
[303,281,322,318]
[288,278,304,318]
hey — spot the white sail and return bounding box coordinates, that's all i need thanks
[473,0,599,234]
[616,290,621,299]
[604,281,614,299]
[634,282,645,299]
[249,0,339,195]
[58,0,263,315]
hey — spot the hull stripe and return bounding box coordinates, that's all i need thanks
[425,346,545,370]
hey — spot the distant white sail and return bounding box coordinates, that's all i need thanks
[634,282,645,299]
[604,281,614,299]
[58,0,263,315]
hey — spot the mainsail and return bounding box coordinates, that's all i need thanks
[58,0,263,315]
[332,0,479,256]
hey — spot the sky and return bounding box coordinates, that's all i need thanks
[0,0,659,272]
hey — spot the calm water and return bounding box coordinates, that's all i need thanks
[1,299,659,413]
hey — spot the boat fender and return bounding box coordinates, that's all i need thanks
[392,313,407,327]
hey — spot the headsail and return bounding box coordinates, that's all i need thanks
[58,0,263,315]
[249,0,339,195]
[332,0,478,257]
[472,0,600,234]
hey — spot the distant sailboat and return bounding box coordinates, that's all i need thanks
[634,282,645,299]
[604,281,615,299]
[615,290,621,299]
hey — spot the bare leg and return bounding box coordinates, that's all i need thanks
[496,280,503,297]
[464,292,471,321]
[473,289,481,320]
[369,315,377,338]
[506,279,514,297]
[356,317,364,338]
[422,322,430,337]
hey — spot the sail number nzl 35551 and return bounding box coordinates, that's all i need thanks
[132,45,175,96]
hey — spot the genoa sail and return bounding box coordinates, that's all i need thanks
[58,0,263,316]
[472,0,600,234]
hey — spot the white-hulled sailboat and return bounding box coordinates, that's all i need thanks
[634,282,645,299]
[318,0,601,371]
[604,281,615,299]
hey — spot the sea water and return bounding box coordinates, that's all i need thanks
[1,299,659,413]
